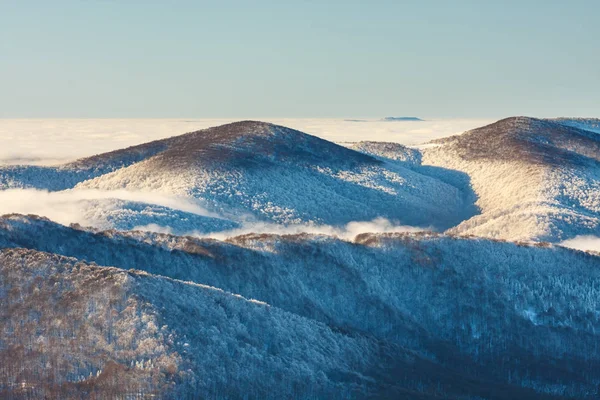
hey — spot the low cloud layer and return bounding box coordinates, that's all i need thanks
[560,236,600,253]
[0,189,427,240]
[0,188,216,227]
[0,118,492,165]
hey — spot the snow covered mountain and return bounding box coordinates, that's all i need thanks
[0,139,168,191]
[2,247,409,399]
[3,117,597,242]
[2,214,600,398]
[2,117,599,241]
[2,117,600,399]
[418,117,600,242]
[0,121,475,230]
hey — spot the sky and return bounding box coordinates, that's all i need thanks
[1,1,599,118]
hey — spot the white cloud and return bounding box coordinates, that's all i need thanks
[560,236,600,253]
[203,217,428,241]
[132,223,175,235]
[0,118,492,165]
[0,189,428,239]
[0,188,215,227]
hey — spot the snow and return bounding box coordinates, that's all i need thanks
[550,118,600,134]
[0,188,237,234]
[61,122,476,230]
[2,215,600,397]
[2,116,600,398]
[345,141,422,165]
[419,117,600,242]
[0,248,391,399]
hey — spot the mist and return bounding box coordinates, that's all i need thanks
[0,188,216,228]
[134,217,428,241]
[560,236,600,253]
[0,118,492,165]
[0,189,428,239]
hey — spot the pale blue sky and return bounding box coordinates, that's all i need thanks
[1,1,599,118]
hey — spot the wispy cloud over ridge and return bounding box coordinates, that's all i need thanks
[133,217,428,241]
[0,188,216,227]
[560,236,600,253]
[0,189,427,239]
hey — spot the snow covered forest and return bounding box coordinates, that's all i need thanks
[1,117,600,399]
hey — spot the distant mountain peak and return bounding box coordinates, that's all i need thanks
[432,116,600,166]
[61,120,379,174]
[382,116,424,121]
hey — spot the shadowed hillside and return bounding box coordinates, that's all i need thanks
[1,214,599,398]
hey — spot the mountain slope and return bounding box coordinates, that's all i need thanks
[74,121,474,229]
[0,121,475,230]
[551,118,600,134]
[419,117,600,241]
[0,188,239,234]
[1,248,415,399]
[0,139,169,191]
[74,198,239,233]
[2,214,600,398]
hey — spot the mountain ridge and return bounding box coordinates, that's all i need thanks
[3,113,600,398]
[1,116,599,241]
[416,117,600,242]
[1,213,599,398]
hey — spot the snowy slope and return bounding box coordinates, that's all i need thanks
[2,214,600,398]
[550,118,600,134]
[347,141,422,166]
[1,248,418,399]
[0,189,238,234]
[0,140,168,190]
[0,121,475,231]
[419,117,600,242]
[71,121,474,229]
[76,198,239,233]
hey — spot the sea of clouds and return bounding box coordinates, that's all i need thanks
[0,118,493,165]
